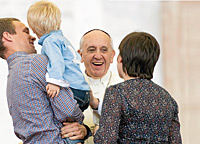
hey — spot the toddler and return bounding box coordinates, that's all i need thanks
[27,1,90,143]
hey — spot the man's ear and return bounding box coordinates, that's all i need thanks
[77,49,81,55]
[77,49,84,63]
[2,32,13,42]
[110,49,115,63]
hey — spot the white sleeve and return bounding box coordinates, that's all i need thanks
[93,97,103,116]
[46,73,69,87]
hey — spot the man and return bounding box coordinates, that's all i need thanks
[0,18,90,143]
[62,29,123,143]
[79,29,123,122]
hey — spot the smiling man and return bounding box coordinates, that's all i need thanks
[79,29,115,79]
[0,18,36,58]
[77,29,122,137]
[0,18,90,143]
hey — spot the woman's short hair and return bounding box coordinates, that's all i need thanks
[27,0,61,37]
[118,32,160,80]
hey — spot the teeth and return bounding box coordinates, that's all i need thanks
[93,62,103,65]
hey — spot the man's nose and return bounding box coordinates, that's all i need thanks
[31,35,36,41]
[94,50,102,59]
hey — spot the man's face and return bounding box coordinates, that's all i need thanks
[79,30,115,79]
[11,21,36,54]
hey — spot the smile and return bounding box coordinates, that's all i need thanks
[30,41,34,45]
[93,62,104,66]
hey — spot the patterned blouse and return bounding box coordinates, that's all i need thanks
[94,78,182,144]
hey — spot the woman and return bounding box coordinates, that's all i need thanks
[94,32,182,143]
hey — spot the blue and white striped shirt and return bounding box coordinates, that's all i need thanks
[6,52,84,143]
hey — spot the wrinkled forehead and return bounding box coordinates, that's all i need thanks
[82,31,112,49]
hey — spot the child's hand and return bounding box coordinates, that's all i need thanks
[46,83,60,98]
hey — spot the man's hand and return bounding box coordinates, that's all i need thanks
[92,125,99,136]
[61,122,87,140]
[89,91,99,109]
[46,83,60,98]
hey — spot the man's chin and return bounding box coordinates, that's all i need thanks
[32,49,37,54]
[90,71,106,79]
[28,50,37,54]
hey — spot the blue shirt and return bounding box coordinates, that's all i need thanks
[38,30,89,90]
[6,52,84,143]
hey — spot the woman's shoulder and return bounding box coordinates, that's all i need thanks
[107,80,128,92]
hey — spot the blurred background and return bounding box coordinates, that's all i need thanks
[0,0,199,143]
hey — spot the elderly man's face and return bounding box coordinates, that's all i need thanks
[79,30,115,79]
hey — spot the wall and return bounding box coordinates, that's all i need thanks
[162,1,200,144]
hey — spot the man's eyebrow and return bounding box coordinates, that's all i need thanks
[87,46,96,49]
[101,46,108,49]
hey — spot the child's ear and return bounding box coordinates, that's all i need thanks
[2,32,13,42]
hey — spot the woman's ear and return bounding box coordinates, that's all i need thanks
[117,54,122,63]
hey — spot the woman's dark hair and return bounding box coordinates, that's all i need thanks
[0,18,19,59]
[118,32,160,80]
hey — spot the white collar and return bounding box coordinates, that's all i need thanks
[84,70,111,87]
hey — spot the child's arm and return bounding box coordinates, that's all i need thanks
[42,40,69,90]
[31,55,84,124]
[46,83,60,98]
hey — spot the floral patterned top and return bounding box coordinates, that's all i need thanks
[94,78,182,144]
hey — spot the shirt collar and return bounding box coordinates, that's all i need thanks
[7,51,28,65]
[85,70,111,87]
[38,30,62,46]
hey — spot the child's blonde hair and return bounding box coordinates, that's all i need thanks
[27,0,61,37]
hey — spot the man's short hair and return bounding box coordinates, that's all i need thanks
[27,0,61,37]
[82,29,111,38]
[79,29,113,51]
[119,32,160,80]
[0,18,20,59]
